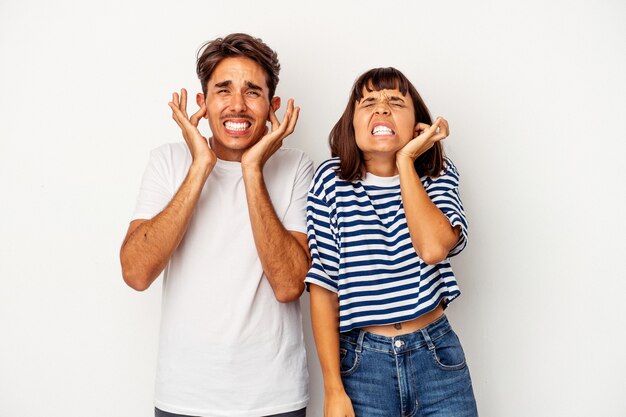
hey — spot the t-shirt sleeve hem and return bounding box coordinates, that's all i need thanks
[304,275,338,293]
[284,223,307,235]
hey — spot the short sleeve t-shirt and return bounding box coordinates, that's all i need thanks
[305,158,468,333]
[132,142,312,416]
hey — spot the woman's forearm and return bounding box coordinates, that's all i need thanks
[397,157,460,264]
[310,284,345,394]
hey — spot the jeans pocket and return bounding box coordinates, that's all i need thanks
[430,329,467,371]
[339,341,361,376]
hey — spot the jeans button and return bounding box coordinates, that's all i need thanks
[394,339,404,348]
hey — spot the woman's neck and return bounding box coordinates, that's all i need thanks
[364,154,399,177]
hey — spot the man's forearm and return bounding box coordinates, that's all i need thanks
[120,162,211,291]
[242,168,310,302]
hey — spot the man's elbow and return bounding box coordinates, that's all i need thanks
[274,282,305,303]
[121,267,152,292]
[120,256,153,292]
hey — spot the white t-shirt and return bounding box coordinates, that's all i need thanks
[132,142,313,417]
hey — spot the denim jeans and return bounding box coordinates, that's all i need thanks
[340,315,478,417]
[154,407,306,417]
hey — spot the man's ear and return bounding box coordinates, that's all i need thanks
[271,96,281,112]
[197,93,207,118]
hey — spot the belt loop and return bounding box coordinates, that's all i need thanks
[356,330,366,353]
[421,328,435,351]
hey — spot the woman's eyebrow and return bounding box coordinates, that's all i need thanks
[360,95,405,103]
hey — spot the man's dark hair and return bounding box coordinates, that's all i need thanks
[330,67,446,181]
[196,33,280,99]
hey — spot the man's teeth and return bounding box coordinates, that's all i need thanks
[224,121,250,131]
[372,126,393,135]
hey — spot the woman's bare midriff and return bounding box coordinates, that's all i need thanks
[361,302,445,337]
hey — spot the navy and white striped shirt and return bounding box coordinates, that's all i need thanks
[305,158,468,333]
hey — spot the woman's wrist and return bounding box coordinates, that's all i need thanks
[324,382,346,396]
[396,155,417,175]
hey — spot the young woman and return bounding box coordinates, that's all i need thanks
[305,68,478,417]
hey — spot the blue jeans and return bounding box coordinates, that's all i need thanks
[154,407,306,417]
[340,315,478,417]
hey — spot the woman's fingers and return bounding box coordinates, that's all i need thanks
[430,117,449,142]
[415,122,430,137]
[415,117,449,142]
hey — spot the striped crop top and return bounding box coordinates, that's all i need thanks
[304,157,468,332]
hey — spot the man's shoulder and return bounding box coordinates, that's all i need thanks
[149,142,190,160]
[266,148,313,174]
[272,147,310,164]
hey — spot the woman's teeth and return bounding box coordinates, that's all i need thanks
[372,126,393,135]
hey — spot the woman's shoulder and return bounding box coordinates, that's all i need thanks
[312,157,340,183]
[442,157,460,176]
[310,157,340,197]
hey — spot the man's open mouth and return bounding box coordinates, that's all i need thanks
[224,121,251,132]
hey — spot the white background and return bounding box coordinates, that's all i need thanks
[1,0,625,416]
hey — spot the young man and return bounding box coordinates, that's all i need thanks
[120,33,312,417]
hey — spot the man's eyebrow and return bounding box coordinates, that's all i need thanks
[245,81,263,91]
[213,80,263,91]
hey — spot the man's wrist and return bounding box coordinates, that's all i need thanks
[189,159,214,180]
[241,163,263,180]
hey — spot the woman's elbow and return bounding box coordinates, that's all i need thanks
[418,245,449,265]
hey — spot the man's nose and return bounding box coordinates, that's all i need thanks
[229,93,247,112]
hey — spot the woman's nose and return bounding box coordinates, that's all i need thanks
[374,101,390,114]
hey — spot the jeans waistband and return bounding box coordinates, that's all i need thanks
[339,314,452,354]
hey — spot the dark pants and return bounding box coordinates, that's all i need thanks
[155,407,306,417]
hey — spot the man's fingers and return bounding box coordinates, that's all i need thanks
[190,103,206,127]
[180,88,188,118]
[268,107,280,131]
[282,99,295,123]
[275,99,295,135]
[285,106,300,135]
[169,98,196,130]
[168,102,184,129]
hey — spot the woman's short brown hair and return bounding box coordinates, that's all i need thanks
[330,67,445,181]
[196,33,280,99]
